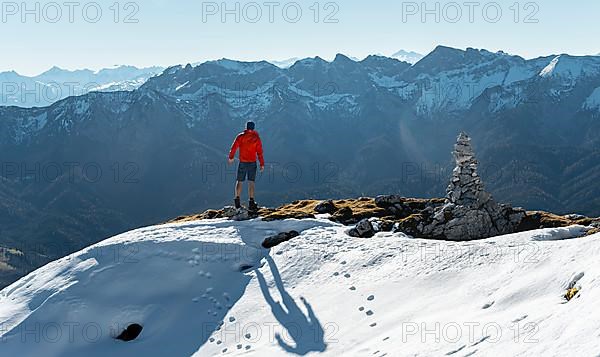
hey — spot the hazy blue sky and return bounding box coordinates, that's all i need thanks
[2,0,599,75]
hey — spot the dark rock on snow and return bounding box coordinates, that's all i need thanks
[348,219,376,238]
[115,323,143,342]
[262,231,300,248]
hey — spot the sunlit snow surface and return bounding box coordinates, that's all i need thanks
[0,218,598,356]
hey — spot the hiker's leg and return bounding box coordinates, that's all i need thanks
[247,163,257,201]
[235,162,246,199]
[235,181,243,198]
[248,181,255,200]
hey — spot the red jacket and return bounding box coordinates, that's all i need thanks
[228,130,265,166]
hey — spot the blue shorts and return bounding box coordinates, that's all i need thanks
[237,162,257,182]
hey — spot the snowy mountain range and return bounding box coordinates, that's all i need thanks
[0,50,422,108]
[268,50,424,68]
[0,65,164,108]
[0,216,598,356]
[2,45,600,291]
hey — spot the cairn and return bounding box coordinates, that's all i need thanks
[418,132,525,240]
[446,132,491,208]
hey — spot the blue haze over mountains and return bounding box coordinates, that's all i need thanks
[1,46,600,287]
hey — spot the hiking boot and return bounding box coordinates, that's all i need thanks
[248,199,258,211]
[234,197,241,209]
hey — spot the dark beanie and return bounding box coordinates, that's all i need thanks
[246,121,255,130]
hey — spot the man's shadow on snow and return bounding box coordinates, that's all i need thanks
[255,255,327,355]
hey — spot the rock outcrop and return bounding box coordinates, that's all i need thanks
[171,160,599,240]
[222,206,258,221]
[415,132,526,240]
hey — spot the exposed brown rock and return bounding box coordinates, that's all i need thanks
[170,198,395,224]
[517,211,600,233]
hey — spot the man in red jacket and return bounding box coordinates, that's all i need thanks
[228,121,265,210]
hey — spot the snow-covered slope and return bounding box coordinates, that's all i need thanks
[0,217,598,357]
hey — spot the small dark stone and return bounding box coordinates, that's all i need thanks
[238,264,255,272]
[115,323,143,342]
[374,195,404,208]
[314,200,337,214]
[332,207,354,224]
[378,220,395,232]
[349,219,375,238]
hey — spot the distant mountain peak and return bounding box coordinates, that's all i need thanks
[268,57,300,68]
[290,56,329,69]
[390,49,424,64]
[333,53,355,63]
[209,58,273,73]
[392,49,422,57]
[39,66,67,75]
[428,45,465,57]
[361,54,400,62]
[38,66,95,77]
[407,45,519,76]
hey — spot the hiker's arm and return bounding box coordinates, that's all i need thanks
[228,135,240,161]
[257,136,265,169]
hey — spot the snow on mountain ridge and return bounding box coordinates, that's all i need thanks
[539,55,600,80]
[147,50,600,116]
[7,47,600,143]
[540,56,561,77]
[410,51,540,115]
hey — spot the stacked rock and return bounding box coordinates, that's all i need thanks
[446,132,491,208]
[417,132,525,241]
